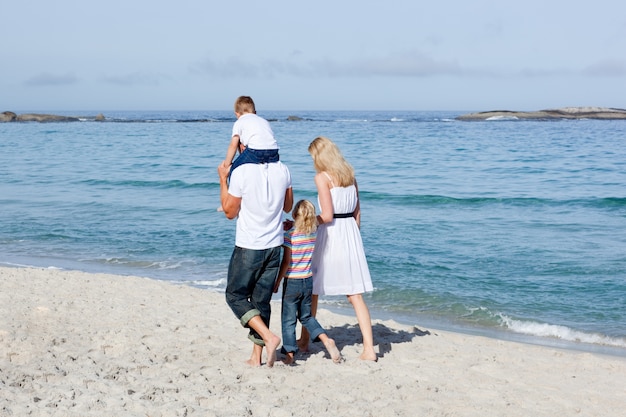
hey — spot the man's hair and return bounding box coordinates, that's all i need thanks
[234,96,256,114]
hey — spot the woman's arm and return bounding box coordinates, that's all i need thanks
[314,172,334,225]
[353,178,361,228]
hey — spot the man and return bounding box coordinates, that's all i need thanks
[218,154,293,367]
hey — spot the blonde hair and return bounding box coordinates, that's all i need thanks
[293,200,317,235]
[308,136,355,187]
[234,96,256,114]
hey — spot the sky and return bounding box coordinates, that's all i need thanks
[2,0,626,112]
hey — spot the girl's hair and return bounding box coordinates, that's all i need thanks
[234,96,256,114]
[308,136,355,187]
[293,200,317,234]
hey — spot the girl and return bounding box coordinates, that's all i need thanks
[274,199,342,364]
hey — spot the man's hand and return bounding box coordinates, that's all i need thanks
[218,161,241,219]
[217,160,230,181]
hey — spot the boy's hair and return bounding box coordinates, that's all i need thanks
[308,136,355,187]
[293,200,317,235]
[234,96,256,114]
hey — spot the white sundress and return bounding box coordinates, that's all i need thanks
[311,176,373,296]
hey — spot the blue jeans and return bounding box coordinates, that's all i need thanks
[229,148,280,179]
[280,277,326,354]
[225,246,281,346]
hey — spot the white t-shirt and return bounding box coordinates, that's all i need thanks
[231,113,278,150]
[228,161,291,249]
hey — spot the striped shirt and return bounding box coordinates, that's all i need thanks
[283,228,316,279]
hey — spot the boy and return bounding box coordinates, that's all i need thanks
[224,96,279,175]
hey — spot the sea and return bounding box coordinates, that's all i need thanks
[1,110,625,356]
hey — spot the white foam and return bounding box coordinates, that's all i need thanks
[187,278,227,289]
[499,314,626,348]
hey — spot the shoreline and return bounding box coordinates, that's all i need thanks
[3,260,625,359]
[1,266,625,416]
[319,300,626,359]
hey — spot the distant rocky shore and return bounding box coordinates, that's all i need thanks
[3,107,626,123]
[456,107,626,121]
[0,111,105,122]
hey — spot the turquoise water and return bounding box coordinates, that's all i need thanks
[1,110,625,354]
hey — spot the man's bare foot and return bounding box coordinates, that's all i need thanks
[282,352,295,365]
[246,347,262,367]
[265,334,281,367]
[359,347,378,362]
[323,338,343,363]
[245,358,261,366]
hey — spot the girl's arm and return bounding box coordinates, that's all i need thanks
[274,246,291,293]
[314,172,334,225]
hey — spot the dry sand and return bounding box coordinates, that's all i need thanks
[1,266,624,416]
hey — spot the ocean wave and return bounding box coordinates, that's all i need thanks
[499,314,626,348]
[96,117,231,123]
[80,178,215,190]
[183,278,227,290]
[361,192,626,209]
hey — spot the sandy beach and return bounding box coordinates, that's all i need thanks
[1,266,624,416]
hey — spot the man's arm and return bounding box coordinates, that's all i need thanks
[217,163,241,219]
[283,187,294,214]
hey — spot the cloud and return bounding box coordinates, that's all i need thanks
[101,72,164,86]
[583,60,626,77]
[189,57,265,78]
[323,51,467,77]
[190,50,487,79]
[24,72,78,86]
[517,60,626,78]
[518,68,574,78]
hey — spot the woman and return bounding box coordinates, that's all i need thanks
[303,136,376,361]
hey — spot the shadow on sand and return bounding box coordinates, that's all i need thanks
[311,322,431,359]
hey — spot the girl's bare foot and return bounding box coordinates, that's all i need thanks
[297,338,309,353]
[282,352,295,365]
[323,338,343,363]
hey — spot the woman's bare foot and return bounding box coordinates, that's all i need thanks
[359,347,378,362]
[323,338,343,363]
[282,352,295,365]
